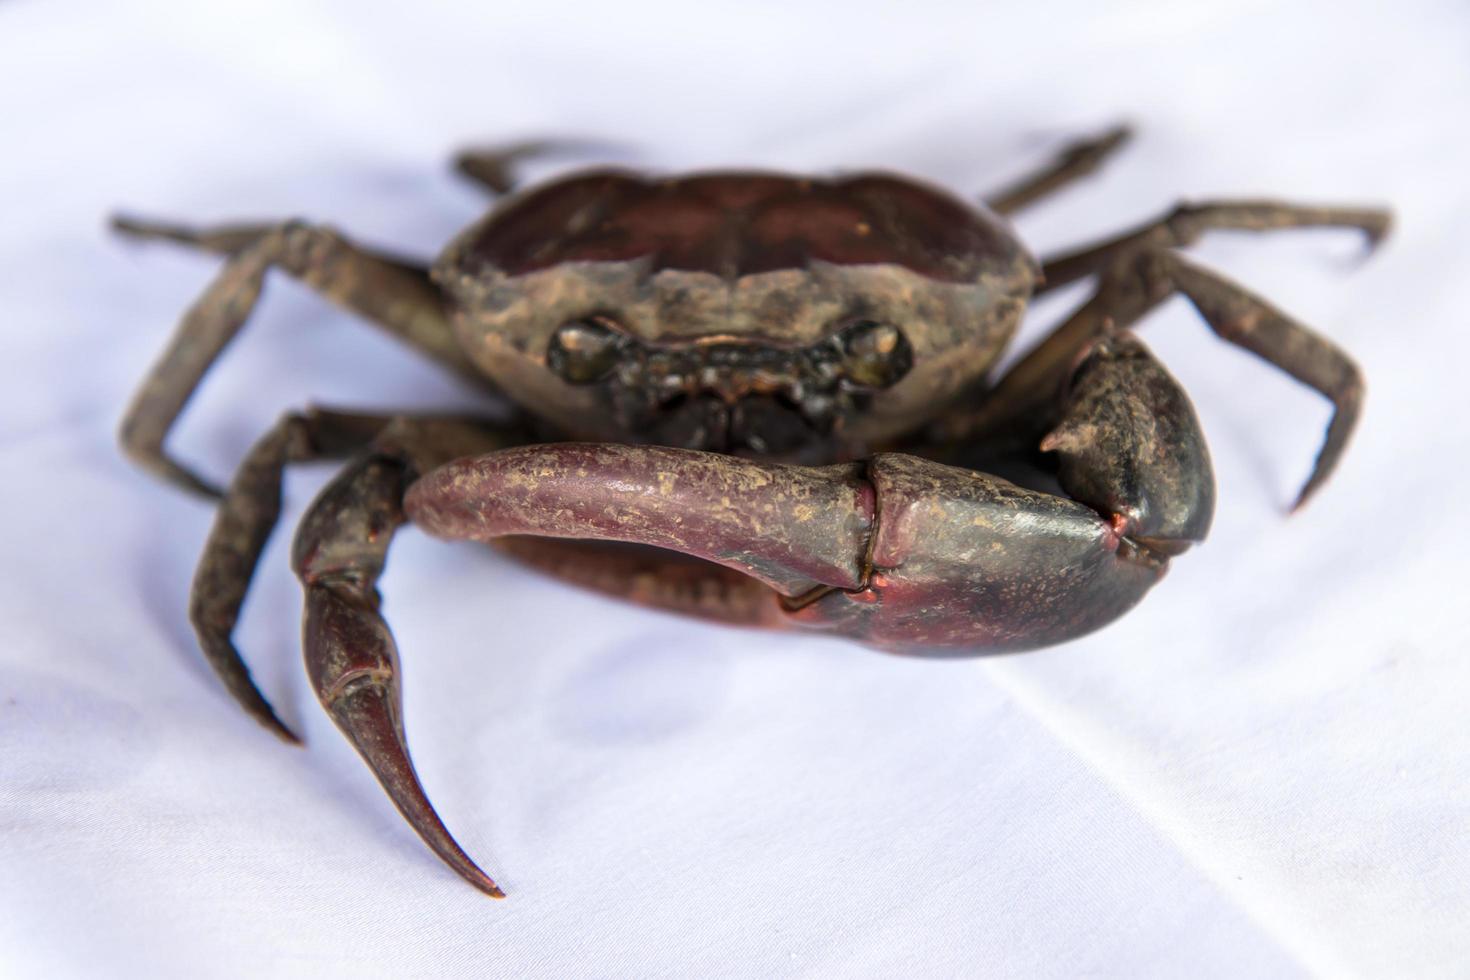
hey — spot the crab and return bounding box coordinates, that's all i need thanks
[116,128,1388,896]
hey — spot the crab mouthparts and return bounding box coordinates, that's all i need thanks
[648,392,822,456]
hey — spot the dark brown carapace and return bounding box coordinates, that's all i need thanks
[434,169,1034,455]
[116,128,1388,894]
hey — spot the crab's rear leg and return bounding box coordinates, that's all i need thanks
[1036,199,1390,295]
[452,138,617,194]
[983,124,1133,216]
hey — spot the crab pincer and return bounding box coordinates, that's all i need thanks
[407,332,1212,657]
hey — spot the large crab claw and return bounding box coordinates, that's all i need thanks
[406,333,1212,654]
[407,446,1164,655]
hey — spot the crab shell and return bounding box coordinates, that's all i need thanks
[431,169,1040,446]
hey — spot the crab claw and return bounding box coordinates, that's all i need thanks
[406,336,1213,656]
[402,441,1165,655]
[794,336,1213,650]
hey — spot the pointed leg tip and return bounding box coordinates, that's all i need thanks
[123,444,222,500]
[431,833,505,898]
[264,715,303,745]
[110,213,221,253]
[1291,409,1357,515]
[239,691,302,745]
[1364,215,1393,252]
[1068,123,1132,162]
[172,464,224,501]
[111,213,170,241]
[1289,471,1331,514]
[328,680,504,898]
[198,634,302,745]
[1101,122,1134,148]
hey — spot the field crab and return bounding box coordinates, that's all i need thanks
[116,128,1388,895]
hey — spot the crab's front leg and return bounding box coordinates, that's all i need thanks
[291,418,518,896]
[405,331,1210,654]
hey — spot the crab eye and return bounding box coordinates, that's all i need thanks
[548,319,624,384]
[838,320,912,389]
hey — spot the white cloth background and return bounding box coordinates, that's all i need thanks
[3,1,1467,976]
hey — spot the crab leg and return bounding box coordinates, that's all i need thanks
[190,410,517,739]
[1036,198,1389,294]
[983,124,1133,216]
[190,408,389,740]
[938,247,1364,509]
[451,138,613,195]
[116,217,489,498]
[295,454,504,896]
[292,420,517,896]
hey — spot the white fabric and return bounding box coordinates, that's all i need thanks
[4,1,1468,975]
